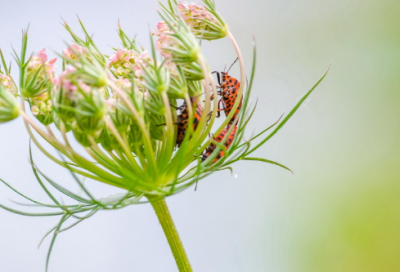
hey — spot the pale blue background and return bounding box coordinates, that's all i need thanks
[0,0,399,271]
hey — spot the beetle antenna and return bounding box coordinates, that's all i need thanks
[227,57,239,73]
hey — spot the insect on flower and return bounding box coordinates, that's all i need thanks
[202,124,237,163]
[175,96,204,147]
[212,58,242,124]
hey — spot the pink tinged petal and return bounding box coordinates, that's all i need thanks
[105,98,116,106]
[70,44,85,55]
[116,49,125,60]
[31,106,40,115]
[109,53,118,67]
[52,77,59,85]
[70,44,80,51]
[48,58,57,65]
[79,81,91,93]
[63,48,72,58]
[157,22,164,30]
[37,49,48,62]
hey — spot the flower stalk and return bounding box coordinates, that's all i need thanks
[148,195,193,272]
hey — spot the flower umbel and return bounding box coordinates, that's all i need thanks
[177,0,228,40]
[63,44,88,63]
[109,48,139,78]
[0,73,17,95]
[153,11,200,64]
[23,49,57,98]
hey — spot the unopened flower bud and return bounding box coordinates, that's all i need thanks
[72,122,92,147]
[144,91,166,116]
[23,49,57,97]
[182,61,204,80]
[133,51,152,82]
[52,66,79,122]
[139,57,170,95]
[29,92,53,125]
[0,73,17,96]
[63,44,88,63]
[74,87,106,134]
[109,49,139,78]
[153,17,200,64]
[177,1,228,40]
[64,49,107,88]
[187,79,202,97]
[31,106,39,115]
[165,61,188,99]
[53,66,106,134]
[0,85,20,123]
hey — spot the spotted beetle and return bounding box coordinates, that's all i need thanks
[212,58,242,124]
[201,124,237,163]
[175,97,203,147]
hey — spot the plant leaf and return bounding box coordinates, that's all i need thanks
[246,65,330,156]
[242,157,293,173]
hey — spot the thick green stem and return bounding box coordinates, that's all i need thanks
[147,196,193,272]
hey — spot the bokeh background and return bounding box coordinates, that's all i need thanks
[0,0,399,271]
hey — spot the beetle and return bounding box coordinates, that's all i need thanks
[201,124,237,163]
[211,58,242,124]
[175,97,203,147]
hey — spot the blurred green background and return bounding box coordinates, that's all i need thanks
[0,0,399,271]
[253,0,400,270]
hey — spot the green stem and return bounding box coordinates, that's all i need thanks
[147,195,193,272]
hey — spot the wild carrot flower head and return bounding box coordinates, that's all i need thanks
[63,44,87,62]
[177,1,228,40]
[153,9,200,64]
[0,73,17,95]
[23,49,57,97]
[109,49,139,78]
[133,50,152,78]
[52,64,106,139]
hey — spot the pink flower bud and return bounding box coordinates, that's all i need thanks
[37,49,48,62]
[152,17,200,63]
[63,44,86,61]
[31,105,40,115]
[177,1,227,40]
[133,51,151,77]
[114,78,132,89]
[152,21,172,36]
[0,74,17,95]
[55,66,79,95]
[105,98,116,107]
[25,49,57,96]
[108,49,139,78]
